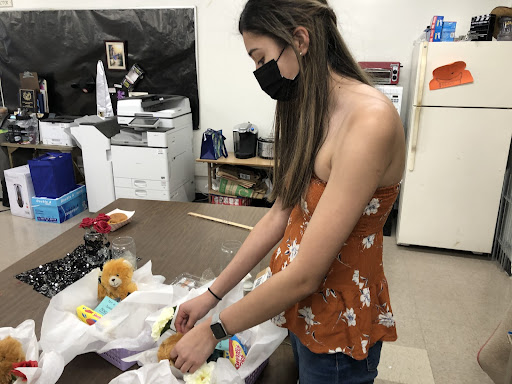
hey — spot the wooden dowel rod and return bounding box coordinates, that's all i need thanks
[187,212,254,231]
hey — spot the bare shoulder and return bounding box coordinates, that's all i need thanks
[316,80,405,185]
[331,83,405,183]
[344,83,401,137]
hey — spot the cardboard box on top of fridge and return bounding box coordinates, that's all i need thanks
[430,16,444,42]
[441,22,457,42]
[31,185,87,223]
[3,165,36,219]
[39,117,78,146]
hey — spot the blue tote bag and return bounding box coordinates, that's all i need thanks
[28,152,76,198]
[200,129,228,160]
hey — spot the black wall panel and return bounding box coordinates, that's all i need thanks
[0,8,199,129]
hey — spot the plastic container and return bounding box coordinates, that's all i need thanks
[7,114,39,144]
[106,209,135,232]
[245,358,270,384]
[170,273,202,290]
[98,348,138,371]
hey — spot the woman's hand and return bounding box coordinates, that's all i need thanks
[175,292,219,334]
[170,319,218,373]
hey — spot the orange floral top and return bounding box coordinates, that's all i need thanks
[269,176,400,360]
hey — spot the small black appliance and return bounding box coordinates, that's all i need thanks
[233,122,258,159]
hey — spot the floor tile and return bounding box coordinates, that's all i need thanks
[375,380,400,384]
[378,343,435,384]
[0,210,90,272]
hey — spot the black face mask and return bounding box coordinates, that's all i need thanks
[253,46,299,101]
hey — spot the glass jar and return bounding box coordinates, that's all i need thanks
[215,240,242,276]
[111,236,137,270]
[497,16,512,41]
[84,230,109,265]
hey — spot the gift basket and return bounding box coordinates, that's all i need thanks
[0,320,64,384]
[112,281,287,384]
[39,261,179,369]
[39,259,287,382]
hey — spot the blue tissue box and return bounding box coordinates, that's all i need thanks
[32,185,87,223]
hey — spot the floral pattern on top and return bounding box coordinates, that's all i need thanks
[285,239,300,263]
[363,198,381,215]
[362,234,376,249]
[272,311,287,327]
[274,247,281,261]
[269,176,400,360]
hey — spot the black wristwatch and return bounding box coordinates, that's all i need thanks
[210,313,233,341]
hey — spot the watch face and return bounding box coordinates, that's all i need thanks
[211,322,226,339]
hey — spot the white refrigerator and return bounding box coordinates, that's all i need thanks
[396,41,512,254]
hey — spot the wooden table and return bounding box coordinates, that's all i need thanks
[196,152,274,200]
[0,199,297,383]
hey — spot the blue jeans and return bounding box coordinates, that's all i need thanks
[289,332,383,384]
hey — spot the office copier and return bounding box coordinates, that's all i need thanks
[112,95,195,202]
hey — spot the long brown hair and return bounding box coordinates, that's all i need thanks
[239,0,372,209]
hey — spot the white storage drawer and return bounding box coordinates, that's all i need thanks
[114,187,171,201]
[114,183,192,202]
[114,177,169,191]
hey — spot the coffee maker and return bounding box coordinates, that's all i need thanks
[233,122,258,159]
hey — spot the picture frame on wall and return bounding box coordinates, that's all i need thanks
[105,41,126,70]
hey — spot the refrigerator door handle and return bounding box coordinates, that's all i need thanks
[409,43,429,172]
[408,108,422,171]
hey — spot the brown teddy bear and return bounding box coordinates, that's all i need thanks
[0,336,25,384]
[98,258,138,302]
[157,333,184,366]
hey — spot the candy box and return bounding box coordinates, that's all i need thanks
[224,336,248,370]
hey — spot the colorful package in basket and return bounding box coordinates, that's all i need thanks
[223,335,248,369]
[76,305,102,325]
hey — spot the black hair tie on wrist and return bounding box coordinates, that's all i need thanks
[208,287,222,301]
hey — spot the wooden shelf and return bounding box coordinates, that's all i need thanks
[196,152,272,204]
[1,142,76,151]
[196,152,273,168]
[1,142,82,182]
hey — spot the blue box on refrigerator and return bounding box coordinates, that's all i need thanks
[32,185,87,223]
[429,16,444,42]
[441,21,457,41]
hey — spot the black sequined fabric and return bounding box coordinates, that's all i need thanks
[15,244,111,298]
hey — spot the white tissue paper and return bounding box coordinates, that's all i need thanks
[116,281,287,384]
[0,320,65,384]
[40,261,184,365]
[96,60,113,118]
[108,360,180,384]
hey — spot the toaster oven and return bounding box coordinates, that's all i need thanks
[359,62,401,85]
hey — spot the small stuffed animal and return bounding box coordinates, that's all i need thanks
[0,336,25,384]
[98,258,138,301]
[157,333,184,366]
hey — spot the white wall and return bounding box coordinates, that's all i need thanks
[5,0,511,192]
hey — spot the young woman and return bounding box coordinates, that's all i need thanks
[170,0,405,382]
